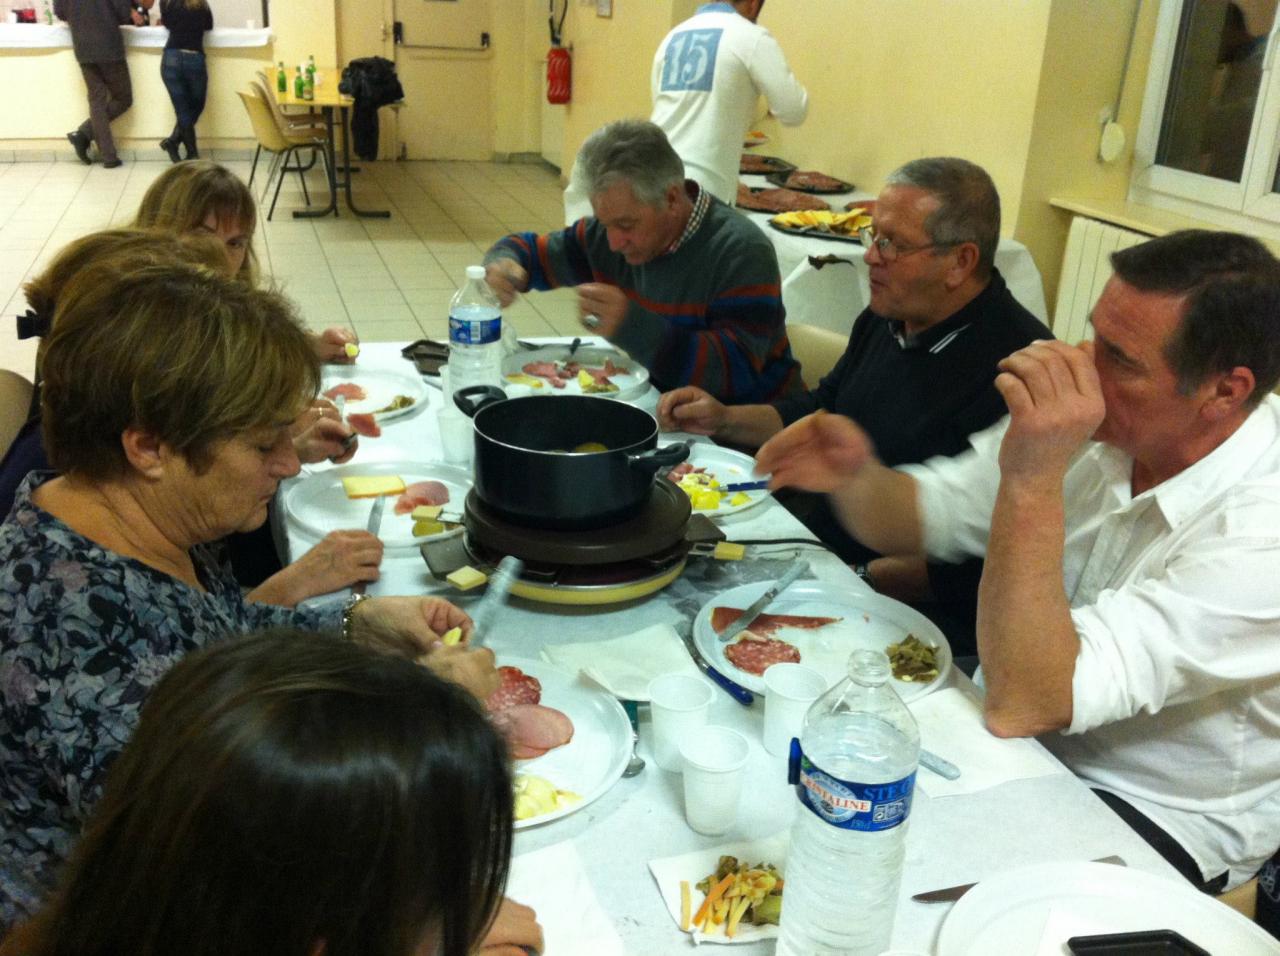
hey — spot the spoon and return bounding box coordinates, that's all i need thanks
[622,699,646,777]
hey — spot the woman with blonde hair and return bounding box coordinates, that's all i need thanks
[157,0,213,162]
[133,159,358,362]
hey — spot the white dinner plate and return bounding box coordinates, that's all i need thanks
[502,657,632,829]
[320,364,429,424]
[693,581,951,699]
[282,460,472,549]
[668,442,771,518]
[937,861,1280,956]
[503,344,649,401]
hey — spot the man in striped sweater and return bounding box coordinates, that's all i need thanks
[483,119,802,404]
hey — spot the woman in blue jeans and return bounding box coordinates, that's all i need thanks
[158,0,212,162]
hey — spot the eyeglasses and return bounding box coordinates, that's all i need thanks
[857,225,958,263]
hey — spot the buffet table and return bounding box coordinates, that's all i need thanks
[279,343,1186,954]
[737,174,1050,337]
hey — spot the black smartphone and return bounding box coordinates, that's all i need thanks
[1067,929,1212,955]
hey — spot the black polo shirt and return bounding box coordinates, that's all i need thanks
[769,269,1052,613]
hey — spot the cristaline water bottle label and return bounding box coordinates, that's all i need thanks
[449,315,501,345]
[791,749,915,832]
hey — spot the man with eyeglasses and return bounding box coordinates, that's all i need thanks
[658,156,1050,652]
[755,229,1280,896]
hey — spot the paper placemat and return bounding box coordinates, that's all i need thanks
[910,688,1066,797]
[541,623,700,701]
[507,840,624,956]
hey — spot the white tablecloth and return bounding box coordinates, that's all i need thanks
[738,174,1050,336]
[281,342,1176,953]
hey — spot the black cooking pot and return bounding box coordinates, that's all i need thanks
[455,386,689,531]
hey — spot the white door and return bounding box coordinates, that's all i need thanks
[393,0,494,160]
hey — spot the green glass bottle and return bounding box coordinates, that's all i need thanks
[294,64,305,100]
[276,61,287,94]
[303,65,314,102]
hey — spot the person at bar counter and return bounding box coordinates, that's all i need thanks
[755,229,1280,893]
[0,252,497,929]
[651,0,808,205]
[57,0,154,169]
[658,157,1051,653]
[0,631,542,956]
[484,119,803,404]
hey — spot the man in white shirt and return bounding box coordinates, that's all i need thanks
[755,229,1280,892]
[651,0,808,205]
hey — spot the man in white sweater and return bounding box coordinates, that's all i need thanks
[651,0,808,204]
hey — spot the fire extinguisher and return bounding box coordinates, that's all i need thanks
[547,0,570,104]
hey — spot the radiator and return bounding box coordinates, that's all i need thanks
[1054,216,1151,342]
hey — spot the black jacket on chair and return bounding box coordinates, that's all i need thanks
[339,57,404,160]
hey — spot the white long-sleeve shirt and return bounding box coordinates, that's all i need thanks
[650,2,808,204]
[901,396,1280,889]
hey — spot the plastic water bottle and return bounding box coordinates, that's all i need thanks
[777,649,920,956]
[448,266,504,394]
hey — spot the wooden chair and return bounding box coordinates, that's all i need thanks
[0,369,34,460]
[236,88,330,221]
[786,321,849,389]
[1219,875,1258,921]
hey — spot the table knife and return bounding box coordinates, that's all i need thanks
[351,496,385,596]
[677,622,754,706]
[919,748,960,780]
[717,561,809,643]
[467,555,524,648]
[911,855,1126,903]
[722,480,770,492]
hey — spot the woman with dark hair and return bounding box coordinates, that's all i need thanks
[157,0,213,162]
[1,630,542,956]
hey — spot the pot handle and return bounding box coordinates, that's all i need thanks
[454,384,507,418]
[627,441,690,475]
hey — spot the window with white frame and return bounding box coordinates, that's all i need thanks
[1131,0,1280,232]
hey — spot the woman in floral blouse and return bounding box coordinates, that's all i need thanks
[0,250,496,929]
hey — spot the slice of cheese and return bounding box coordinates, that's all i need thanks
[412,519,445,537]
[340,475,406,499]
[446,566,488,591]
[410,504,443,520]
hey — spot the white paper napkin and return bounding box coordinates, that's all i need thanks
[647,832,789,945]
[1034,904,1114,955]
[909,688,1065,797]
[506,840,625,956]
[541,623,701,701]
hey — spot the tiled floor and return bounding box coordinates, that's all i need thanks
[0,156,578,380]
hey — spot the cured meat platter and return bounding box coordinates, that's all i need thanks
[736,184,831,214]
[739,153,795,175]
[692,580,952,699]
[764,169,856,194]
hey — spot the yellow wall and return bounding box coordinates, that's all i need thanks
[0,1,337,148]
[1013,0,1158,311]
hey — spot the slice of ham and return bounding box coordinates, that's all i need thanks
[666,462,706,482]
[711,606,843,637]
[346,412,381,438]
[323,383,367,401]
[486,666,542,710]
[725,636,801,676]
[393,480,451,515]
[490,704,574,760]
[522,361,570,389]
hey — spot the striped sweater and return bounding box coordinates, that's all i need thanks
[484,194,802,403]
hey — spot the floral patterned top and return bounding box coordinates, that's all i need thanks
[0,473,341,929]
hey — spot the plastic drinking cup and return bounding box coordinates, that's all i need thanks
[762,662,827,757]
[647,673,714,773]
[437,408,473,465]
[679,725,751,835]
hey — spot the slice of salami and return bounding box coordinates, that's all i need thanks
[725,636,801,676]
[711,606,843,637]
[485,666,542,712]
